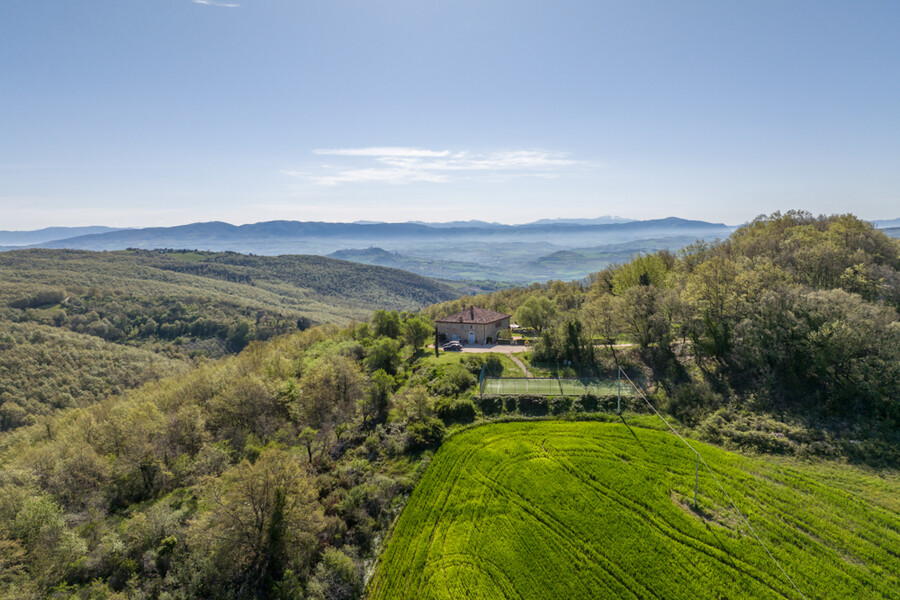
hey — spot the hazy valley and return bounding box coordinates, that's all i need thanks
[1,217,735,283]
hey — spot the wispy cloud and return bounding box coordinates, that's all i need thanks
[313,147,451,159]
[192,0,240,7]
[287,147,582,186]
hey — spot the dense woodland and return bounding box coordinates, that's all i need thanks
[0,324,189,430]
[0,249,457,431]
[0,307,514,599]
[0,211,898,598]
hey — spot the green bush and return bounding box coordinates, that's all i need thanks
[548,396,573,415]
[435,397,476,424]
[576,395,599,412]
[476,395,504,416]
[406,418,446,450]
[429,364,476,397]
[9,288,65,310]
[460,354,502,376]
[516,395,548,416]
[665,381,722,426]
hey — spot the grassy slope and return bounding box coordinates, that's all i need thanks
[417,352,525,378]
[369,421,899,600]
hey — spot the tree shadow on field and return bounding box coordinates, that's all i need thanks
[671,493,742,573]
[702,522,742,574]
[618,414,647,452]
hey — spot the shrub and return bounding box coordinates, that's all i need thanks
[516,395,548,416]
[665,381,722,426]
[548,396,574,415]
[429,364,476,397]
[307,547,363,600]
[435,397,476,424]
[9,289,65,310]
[577,395,599,412]
[461,354,502,376]
[406,418,446,451]
[476,395,504,416]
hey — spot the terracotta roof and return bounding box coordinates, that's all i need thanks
[434,305,511,325]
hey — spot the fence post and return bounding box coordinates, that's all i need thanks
[617,367,622,415]
[478,363,486,398]
[557,363,565,397]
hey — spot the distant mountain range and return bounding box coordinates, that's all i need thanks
[7,215,895,282]
[0,226,123,247]
[0,217,735,282]
[405,216,634,228]
[874,219,900,229]
[524,216,635,225]
[5,217,729,249]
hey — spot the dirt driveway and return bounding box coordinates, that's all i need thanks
[460,344,528,354]
[429,343,529,354]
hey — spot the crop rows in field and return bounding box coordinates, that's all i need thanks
[368,421,900,600]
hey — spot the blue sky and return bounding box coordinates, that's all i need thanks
[2,0,899,229]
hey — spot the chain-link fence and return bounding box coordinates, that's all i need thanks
[480,376,636,397]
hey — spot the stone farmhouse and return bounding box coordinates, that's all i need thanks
[434,305,511,345]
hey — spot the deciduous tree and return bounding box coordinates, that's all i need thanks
[298,354,365,429]
[514,296,557,333]
[402,315,433,355]
[371,310,402,340]
[190,448,323,597]
[582,293,623,369]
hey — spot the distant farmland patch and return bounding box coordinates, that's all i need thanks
[368,421,900,599]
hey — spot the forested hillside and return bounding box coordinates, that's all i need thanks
[0,323,189,430]
[0,249,457,430]
[427,211,900,463]
[0,309,519,600]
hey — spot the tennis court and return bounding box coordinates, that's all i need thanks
[480,377,634,397]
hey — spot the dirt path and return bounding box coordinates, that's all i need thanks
[458,344,529,354]
[508,353,533,378]
[432,343,530,355]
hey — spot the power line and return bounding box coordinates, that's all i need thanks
[618,368,808,600]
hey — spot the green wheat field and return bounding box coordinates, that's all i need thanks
[368,421,900,599]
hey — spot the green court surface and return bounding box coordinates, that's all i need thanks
[481,377,632,396]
